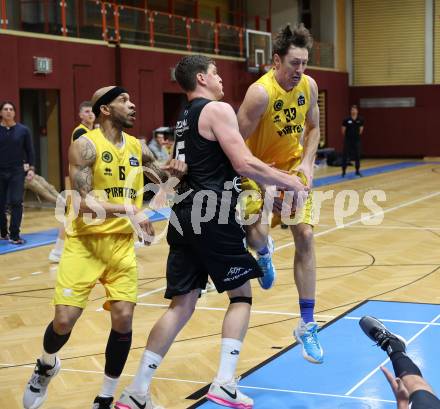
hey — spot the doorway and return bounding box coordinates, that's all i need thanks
[163,92,187,128]
[20,89,61,190]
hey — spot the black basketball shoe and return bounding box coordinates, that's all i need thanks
[359,316,406,356]
[92,396,114,409]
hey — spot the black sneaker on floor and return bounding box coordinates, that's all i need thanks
[355,171,363,177]
[9,236,25,245]
[0,233,9,240]
[92,396,114,409]
[359,316,406,355]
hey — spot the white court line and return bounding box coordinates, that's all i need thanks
[341,225,440,231]
[0,363,206,384]
[137,286,167,299]
[136,303,440,327]
[275,191,440,252]
[240,385,395,404]
[9,276,21,281]
[345,312,440,396]
[96,286,166,311]
[31,271,43,275]
[0,361,395,404]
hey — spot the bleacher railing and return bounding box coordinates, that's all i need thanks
[1,0,334,67]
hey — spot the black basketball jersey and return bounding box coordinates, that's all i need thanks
[173,97,241,214]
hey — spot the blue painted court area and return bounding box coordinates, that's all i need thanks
[313,161,427,187]
[189,300,440,409]
[0,228,59,254]
[0,208,171,255]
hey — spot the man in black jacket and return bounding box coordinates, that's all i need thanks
[0,101,35,244]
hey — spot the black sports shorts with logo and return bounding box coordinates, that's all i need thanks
[410,390,440,409]
[165,205,262,299]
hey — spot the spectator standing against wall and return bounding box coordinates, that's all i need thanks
[0,101,35,244]
[148,130,170,164]
[341,104,364,177]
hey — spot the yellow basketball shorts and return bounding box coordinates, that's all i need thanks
[53,233,138,310]
[240,171,316,228]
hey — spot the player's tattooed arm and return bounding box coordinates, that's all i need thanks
[69,136,96,198]
[141,141,169,184]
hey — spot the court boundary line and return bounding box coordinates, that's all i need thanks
[185,300,440,406]
[275,190,440,252]
[345,311,440,396]
[0,363,395,404]
[185,300,368,403]
[134,302,440,327]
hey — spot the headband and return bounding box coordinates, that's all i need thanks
[92,86,128,118]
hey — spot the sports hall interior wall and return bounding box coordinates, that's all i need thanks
[0,33,348,181]
[349,85,440,157]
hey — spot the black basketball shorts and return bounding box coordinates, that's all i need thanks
[164,205,262,299]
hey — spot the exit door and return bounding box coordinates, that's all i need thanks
[20,89,61,190]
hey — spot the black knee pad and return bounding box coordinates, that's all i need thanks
[104,329,132,377]
[229,296,252,305]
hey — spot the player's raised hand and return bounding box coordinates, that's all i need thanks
[381,366,410,409]
[161,159,187,179]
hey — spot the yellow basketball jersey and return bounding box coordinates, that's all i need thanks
[69,128,144,236]
[71,123,92,143]
[246,69,311,171]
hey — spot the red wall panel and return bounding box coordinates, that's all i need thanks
[0,32,350,180]
[349,85,440,157]
[308,68,349,151]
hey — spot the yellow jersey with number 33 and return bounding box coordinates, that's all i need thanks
[246,69,311,171]
[69,128,144,236]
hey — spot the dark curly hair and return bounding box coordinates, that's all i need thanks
[273,23,313,58]
[175,55,215,92]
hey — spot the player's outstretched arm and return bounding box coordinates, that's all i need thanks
[237,83,268,140]
[201,101,306,193]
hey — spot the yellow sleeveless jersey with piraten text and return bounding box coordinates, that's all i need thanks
[69,128,144,236]
[71,123,92,143]
[246,69,311,171]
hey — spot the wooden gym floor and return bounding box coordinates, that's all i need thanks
[1,159,439,408]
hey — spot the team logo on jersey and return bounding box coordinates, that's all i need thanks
[104,167,112,176]
[102,151,113,163]
[129,155,139,167]
[232,176,242,193]
[298,94,305,106]
[175,118,188,137]
[273,114,281,123]
[273,99,284,111]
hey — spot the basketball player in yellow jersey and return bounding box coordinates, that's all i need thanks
[71,100,95,142]
[23,86,186,409]
[237,24,323,364]
[49,101,96,263]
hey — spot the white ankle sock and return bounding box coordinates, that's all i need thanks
[216,338,242,382]
[99,374,119,398]
[53,238,64,254]
[41,351,57,367]
[129,350,162,394]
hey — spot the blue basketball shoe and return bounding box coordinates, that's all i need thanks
[257,236,276,290]
[294,319,324,364]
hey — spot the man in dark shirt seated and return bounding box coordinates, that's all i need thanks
[0,101,36,244]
